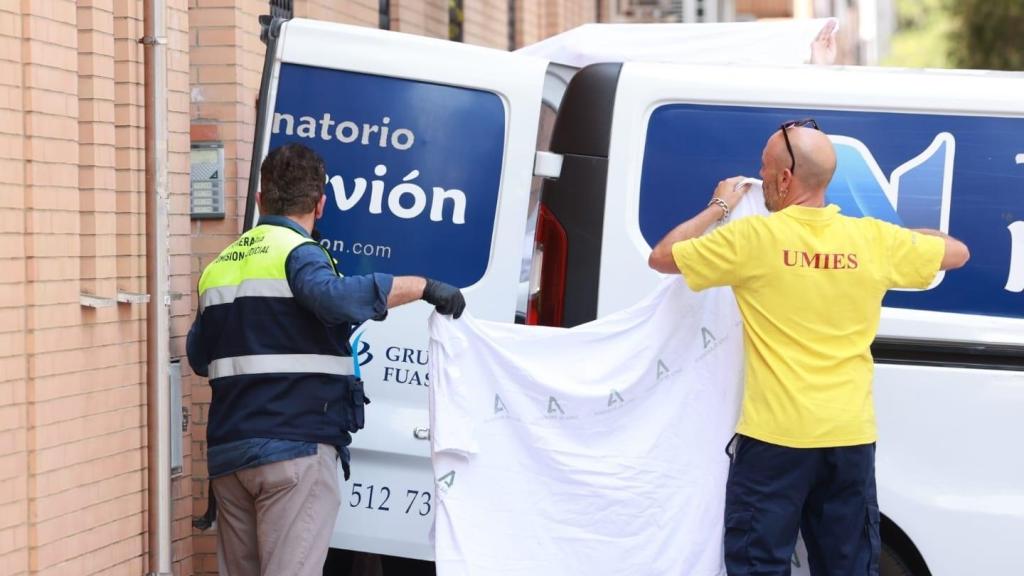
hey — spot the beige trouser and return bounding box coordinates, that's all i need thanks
[213,444,341,576]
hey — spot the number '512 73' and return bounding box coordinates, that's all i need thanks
[348,483,432,516]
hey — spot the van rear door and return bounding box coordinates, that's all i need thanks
[247,18,548,560]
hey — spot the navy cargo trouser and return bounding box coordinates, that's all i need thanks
[724,435,880,576]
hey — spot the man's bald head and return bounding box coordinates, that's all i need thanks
[760,125,836,212]
[769,126,837,191]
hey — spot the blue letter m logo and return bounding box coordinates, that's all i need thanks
[827,132,954,232]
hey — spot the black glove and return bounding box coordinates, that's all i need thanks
[422,278,466,319]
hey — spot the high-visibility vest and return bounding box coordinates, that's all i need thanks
[197,223,367,447]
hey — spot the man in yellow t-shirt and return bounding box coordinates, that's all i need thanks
[648,121,969,575]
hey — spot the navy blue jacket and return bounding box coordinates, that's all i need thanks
[187,216,393,476]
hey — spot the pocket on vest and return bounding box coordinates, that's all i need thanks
[340,377,371,433]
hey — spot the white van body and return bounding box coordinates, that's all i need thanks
[248,17,1024,575]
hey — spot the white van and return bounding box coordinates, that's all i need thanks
[246,17,1024,576]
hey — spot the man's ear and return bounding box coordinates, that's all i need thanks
[779,169,793,194]
[256,191,262,211]
[315,194,326,220]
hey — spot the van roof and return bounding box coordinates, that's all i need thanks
[514,19,833,68]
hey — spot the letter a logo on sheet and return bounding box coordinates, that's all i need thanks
[608,390,625,407]
[547,396,565,415]
[701,327,717,349]
[656,359,671,380]
[437,470,455,489]
[494,393,507,415]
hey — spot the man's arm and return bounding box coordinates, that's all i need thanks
[388,276,427,307]
[387,276,465,318]
[288,245,465,324]
[648,176,750,274]
[913,228,970,270]
[648,206,725,274]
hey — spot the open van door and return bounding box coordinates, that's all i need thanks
[245,18,548,560]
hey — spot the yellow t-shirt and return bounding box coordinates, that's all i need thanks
[672,204,944,448]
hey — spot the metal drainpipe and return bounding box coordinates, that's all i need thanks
[142,0,172,572]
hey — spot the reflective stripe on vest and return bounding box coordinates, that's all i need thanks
[208,354,355,379]
[199,278,292,311]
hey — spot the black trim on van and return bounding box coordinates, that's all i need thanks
[549,63,621,158]
[244,15,291,232]
[541,63,622,327]
[872,337,1024,371]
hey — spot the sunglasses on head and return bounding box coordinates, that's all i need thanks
[780,118,820,174]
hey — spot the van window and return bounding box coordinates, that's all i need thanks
[268,63,507,287]
[639,103,1024,319]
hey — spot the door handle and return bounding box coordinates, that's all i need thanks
[413,427,430,440]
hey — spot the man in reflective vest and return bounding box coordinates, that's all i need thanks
[186,143,464,576]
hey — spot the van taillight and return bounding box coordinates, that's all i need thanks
[527,203,567,326]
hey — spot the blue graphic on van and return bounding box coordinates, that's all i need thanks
[268,63,506,287]
[639,103,1024,319]
[828,133,953,231]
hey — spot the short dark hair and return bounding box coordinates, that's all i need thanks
[259,143,326,216]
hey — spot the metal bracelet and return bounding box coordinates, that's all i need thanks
[707,197,731,221]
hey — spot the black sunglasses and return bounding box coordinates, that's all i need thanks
[779,118,820,174]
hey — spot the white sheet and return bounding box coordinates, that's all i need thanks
[428,182,768,575]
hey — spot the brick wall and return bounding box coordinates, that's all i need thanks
[295,0,379,26]
[514,0,542,47]
[0,0,190,573]
[392,0,448,38]
[515,0,596,48]
[464,0,509,48]
[736,0,794,18]
[0,2,28,574]
[540,0,595,40]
